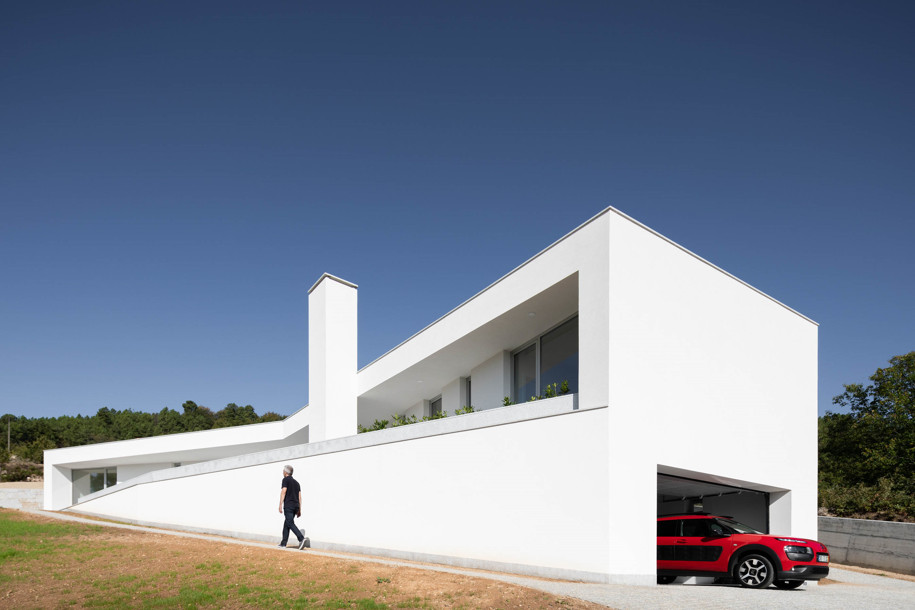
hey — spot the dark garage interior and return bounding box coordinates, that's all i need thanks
[657,473,769,532]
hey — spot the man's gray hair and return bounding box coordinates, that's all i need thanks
[283,465,293,475]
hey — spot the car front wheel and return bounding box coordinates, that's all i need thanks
[735,554,775,588]
[773,579,803,590]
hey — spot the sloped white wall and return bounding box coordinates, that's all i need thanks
[70,403,611,581]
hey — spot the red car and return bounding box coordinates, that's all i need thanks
[657,513,830,589]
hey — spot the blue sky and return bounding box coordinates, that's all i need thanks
[2,1,912,419]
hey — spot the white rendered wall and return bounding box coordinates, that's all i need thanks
[43,414,310,510]
[605,211,819,577]
[45,465,70,511]
[441,378,461,414]
[469,352,509,411]
[397,400,422,421]
[119,463,175,482]
[71,404,611,581]
[308,275,358,442]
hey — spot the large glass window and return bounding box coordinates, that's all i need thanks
[512,343,537,402]
[512,316,578,401]
[540,316,578,394]
[89,471,105,495]
[72,467,118,504]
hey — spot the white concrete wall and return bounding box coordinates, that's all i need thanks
[470,351,510,410]
[605,211,819,578]
[402,400,424,420]
[119,463,175,482]
[308,274,358,441]
[44,407,312,510]
[441,378,461,414]
[71,401,611,581]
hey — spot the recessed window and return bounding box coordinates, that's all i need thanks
[540,316,578,393]
[512,316,578,401]
[513,344,537,402]
[429,396,442,417]
[72,467,117,504]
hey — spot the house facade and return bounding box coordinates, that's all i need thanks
[43,207,818,584]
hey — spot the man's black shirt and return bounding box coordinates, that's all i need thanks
[281,475,301,508]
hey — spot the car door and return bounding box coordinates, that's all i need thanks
[656,518,681,570]
[675,518,731,573]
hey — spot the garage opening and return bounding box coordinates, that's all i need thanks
[657,473,769,533]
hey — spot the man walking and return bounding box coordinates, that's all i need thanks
[278,464,307,549]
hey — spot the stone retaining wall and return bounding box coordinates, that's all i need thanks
[0,485,44,510]
[819,516,915,575]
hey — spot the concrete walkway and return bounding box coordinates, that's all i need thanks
[27,510,915,609]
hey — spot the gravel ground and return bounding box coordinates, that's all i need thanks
[508,569,915,609]
[32,510,915,609]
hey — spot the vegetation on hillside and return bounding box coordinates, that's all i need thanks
[0,401,283,481]
[819,352,915,522]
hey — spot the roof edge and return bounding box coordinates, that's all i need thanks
[308,273,358,295]
[606,207,818,327]
[358,205,817,373]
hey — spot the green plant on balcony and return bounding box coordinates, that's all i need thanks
[357,405,476,434]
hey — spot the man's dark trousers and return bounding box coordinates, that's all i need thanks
[281,507,304,546]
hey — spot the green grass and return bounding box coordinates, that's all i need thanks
[0,509,392,609]
[0,511,519,609]
[0,511,106,573]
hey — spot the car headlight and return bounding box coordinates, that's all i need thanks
[784,545,814,561]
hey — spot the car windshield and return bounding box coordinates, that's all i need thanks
[717,518,762,534]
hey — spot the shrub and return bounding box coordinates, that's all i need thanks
[819,477,914,522]
[0,461,43,482]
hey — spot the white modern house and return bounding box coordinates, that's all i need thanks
[44,207,818,584]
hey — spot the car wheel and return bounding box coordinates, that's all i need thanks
[735,554,775,588]
[657,575,676,585]
[773,579,803,590]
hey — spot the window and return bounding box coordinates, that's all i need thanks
[72,467,117,504]
[511,316,578,401]
[512,344,537,402]
[540,316,578,392]
[429,396,442,417]
[657,520,679,537]
[682,519,712,537]
[89,471,105,495]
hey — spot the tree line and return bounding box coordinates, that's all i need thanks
[1,401,284,466]
[819,351,914,521]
